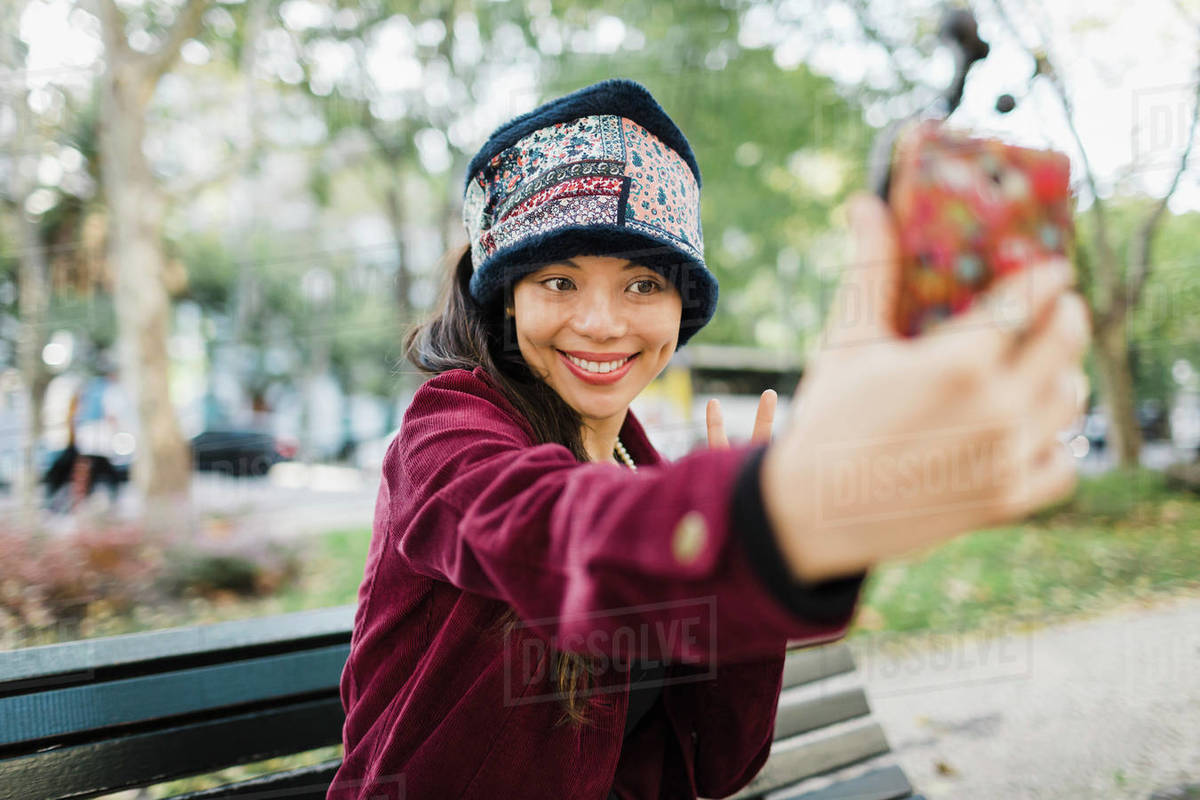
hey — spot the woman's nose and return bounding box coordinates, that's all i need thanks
[569,292,627,339]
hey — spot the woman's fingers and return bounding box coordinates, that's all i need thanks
[706,398,730,449]
[993,287,1090,470]
[708,392,777,448]
[1011,290,1091,394]
[1014,366,1089,466]
[973,432,1077,529]
[1012,437,1079,519]
[752,390,778,444]
[822,193,903,350]
[932,258,1076,368]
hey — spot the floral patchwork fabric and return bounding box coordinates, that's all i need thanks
[463,113,703,269]
[619,117,703,261]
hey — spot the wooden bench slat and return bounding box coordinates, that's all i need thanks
[0,615,924,800]
[0,697,344,800]
[167,759,343,800]
[766,764,914,800]
[0,606,354,685]
[781,644,855,691]
[773,685,872,741]
[0,644,349,747]
[716,716,892,800]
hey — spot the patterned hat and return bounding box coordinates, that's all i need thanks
[461,78,716,348]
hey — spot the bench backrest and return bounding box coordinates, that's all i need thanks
[0,606,353,800]
[0,610,914,800]
[712,641,916,800]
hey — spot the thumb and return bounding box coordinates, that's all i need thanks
[818,192,902,351]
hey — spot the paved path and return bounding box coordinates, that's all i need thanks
[848,595,1200,799]
[1,464,379,540]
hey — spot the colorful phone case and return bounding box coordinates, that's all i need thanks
[886,119,1075,338]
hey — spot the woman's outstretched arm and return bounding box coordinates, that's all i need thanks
[387,368,864,667]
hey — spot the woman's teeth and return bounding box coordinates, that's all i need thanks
[563,352,633,373]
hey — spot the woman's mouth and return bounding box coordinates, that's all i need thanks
[556,350,640,385]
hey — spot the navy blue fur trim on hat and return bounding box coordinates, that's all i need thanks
[468,225,717,349]
[462,78,703,193]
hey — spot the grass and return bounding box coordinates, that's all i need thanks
[849,467,1200,639]
[273,527,373,611]
[138,746,345,799]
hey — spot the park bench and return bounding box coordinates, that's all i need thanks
[0,605,923,800]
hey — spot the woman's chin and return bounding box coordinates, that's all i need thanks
[568,394,628,419]
[563,382,641,420]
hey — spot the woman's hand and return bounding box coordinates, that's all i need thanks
[706,391,777,449]
[760,191,1091,583]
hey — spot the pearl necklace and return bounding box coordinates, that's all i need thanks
[614,436,637,472]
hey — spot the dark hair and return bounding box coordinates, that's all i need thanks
[403,243,604,728]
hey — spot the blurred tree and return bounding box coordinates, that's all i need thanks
[986,0,1200,468]
[92,0,210,518]
[1111,201,1200,426]
[253,2,581,415]
[284,0,874,368]
[1,3,51,521]
[538,0,874,353]
[287,1,552,364]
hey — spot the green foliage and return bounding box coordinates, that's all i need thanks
[1075,198,1200,408]
[1051,466,1175,520]
[176,231,240,309]
[1128,205,1200,406]
[147,745,343,798]
[545,13,873,351]
[162,551,291,598]
[172,226,406,397]
[46,289,117,353]
[274,527,372,611]
[853,469,1200,637]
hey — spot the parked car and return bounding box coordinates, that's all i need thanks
[1082,410,1107,452]
[190,430,298,477]
[1137,399,1171,442]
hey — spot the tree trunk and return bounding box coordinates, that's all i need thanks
[384,177,413,321]
[1092,314,1143,469]
[15,207,50,526]
[97,57,192,522]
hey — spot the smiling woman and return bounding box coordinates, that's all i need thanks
[329,72,1091,800]
[327,78,871,800]
[509,255,682,464]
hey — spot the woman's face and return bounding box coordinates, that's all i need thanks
[510,254,682,429]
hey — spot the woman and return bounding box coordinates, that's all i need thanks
[329,79,1089,800]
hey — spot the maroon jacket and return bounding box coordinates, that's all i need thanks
[328,366,866,800]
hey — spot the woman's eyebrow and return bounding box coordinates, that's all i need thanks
[550,258,642,270]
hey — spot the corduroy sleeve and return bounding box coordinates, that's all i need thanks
[730,443,867,628]
[388,368,861,666]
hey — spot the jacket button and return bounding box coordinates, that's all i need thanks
[672,511,707,565]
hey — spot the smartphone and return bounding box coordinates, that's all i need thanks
[883,119,1075,338]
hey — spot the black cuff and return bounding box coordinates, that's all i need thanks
[731,444,867,625]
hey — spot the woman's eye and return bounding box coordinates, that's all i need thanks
[542,277,574,291]
[540,277,661,294]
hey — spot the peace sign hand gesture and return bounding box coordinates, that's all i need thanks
[706,390,778,449]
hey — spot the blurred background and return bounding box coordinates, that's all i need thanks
[1,0,1200,793]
